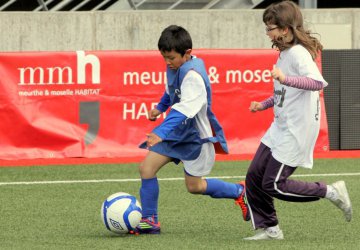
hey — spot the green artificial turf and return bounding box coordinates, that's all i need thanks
[0,159,359,250]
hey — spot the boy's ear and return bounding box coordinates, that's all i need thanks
[184,49,192,60]
[185,49,192,56]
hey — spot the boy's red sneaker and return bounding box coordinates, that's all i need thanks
[235,181,250,221]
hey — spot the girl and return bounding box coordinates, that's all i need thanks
[244,1,352,240]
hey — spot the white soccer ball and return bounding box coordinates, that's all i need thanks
[101,192,142,234]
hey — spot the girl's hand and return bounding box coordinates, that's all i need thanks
[148,108,162,121]
[249,101,264,112]
[271,65,285,83]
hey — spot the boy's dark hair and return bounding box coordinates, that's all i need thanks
[158,25,192,56]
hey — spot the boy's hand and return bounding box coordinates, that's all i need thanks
[249,101,264,112]
[148,108,162,121]
[271,65,285,83]
[146,133,162,147]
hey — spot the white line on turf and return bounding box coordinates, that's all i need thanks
[0,172,360,186]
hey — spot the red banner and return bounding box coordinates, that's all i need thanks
[0,50,329,160]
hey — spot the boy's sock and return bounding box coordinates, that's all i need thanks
[204,179,243,199]
[140,177,159,223]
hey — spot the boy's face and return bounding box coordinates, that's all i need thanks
[160,49,191,70]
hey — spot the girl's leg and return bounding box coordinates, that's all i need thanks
[245,143,276,229]
[262,157,351,221]
[244,143,285,240]
[262,158,327,202]
[247,146,327,230]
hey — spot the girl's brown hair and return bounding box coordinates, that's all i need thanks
[263,0,323,59]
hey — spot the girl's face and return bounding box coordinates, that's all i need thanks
[265,23,291,43]
[265,24,281,40]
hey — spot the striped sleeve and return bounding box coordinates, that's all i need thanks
[282,76,324,91]
[261,96,274,110]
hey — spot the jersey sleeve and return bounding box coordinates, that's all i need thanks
[171,70,207,118]
[152,109,187,139]
[156,91,171,113]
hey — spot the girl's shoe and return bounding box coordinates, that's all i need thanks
[244,228,284,240]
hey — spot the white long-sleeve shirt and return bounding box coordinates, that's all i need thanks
[261,44,328,168]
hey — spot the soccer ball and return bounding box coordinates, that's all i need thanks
[101,192,142,234]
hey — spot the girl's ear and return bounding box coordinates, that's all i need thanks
[282,27,290,35]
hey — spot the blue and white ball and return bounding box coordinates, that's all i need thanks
[101,192,142,234]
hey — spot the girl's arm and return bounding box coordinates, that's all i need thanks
[261,96,274,110]
[249,96,274,112]
[282,76,324,91]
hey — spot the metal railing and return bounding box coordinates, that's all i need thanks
[0,0,267,11]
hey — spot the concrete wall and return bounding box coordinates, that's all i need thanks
[0,9,359,52]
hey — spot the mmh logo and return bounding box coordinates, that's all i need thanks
[17,51,100,85]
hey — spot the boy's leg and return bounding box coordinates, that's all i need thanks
[183,142,243,199]
[184,173,248,220]
[132,151,171,235]
[184,173,243,198]
[140,178,159,222]
[183,142,248,220]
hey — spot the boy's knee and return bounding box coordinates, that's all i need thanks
[138,162,156,179]
[186,183,203,194]
[138,162,145,175]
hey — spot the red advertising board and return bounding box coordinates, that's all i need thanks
[0,50,329,160]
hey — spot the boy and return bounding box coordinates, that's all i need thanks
[131,25,247,235]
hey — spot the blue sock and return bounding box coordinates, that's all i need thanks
[140,177,159,223]
[204,179,243,199]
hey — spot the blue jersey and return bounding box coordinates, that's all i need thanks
[140,57,228,162]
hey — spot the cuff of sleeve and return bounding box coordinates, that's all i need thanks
[156,103,168,113]
[152,128,166,140]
